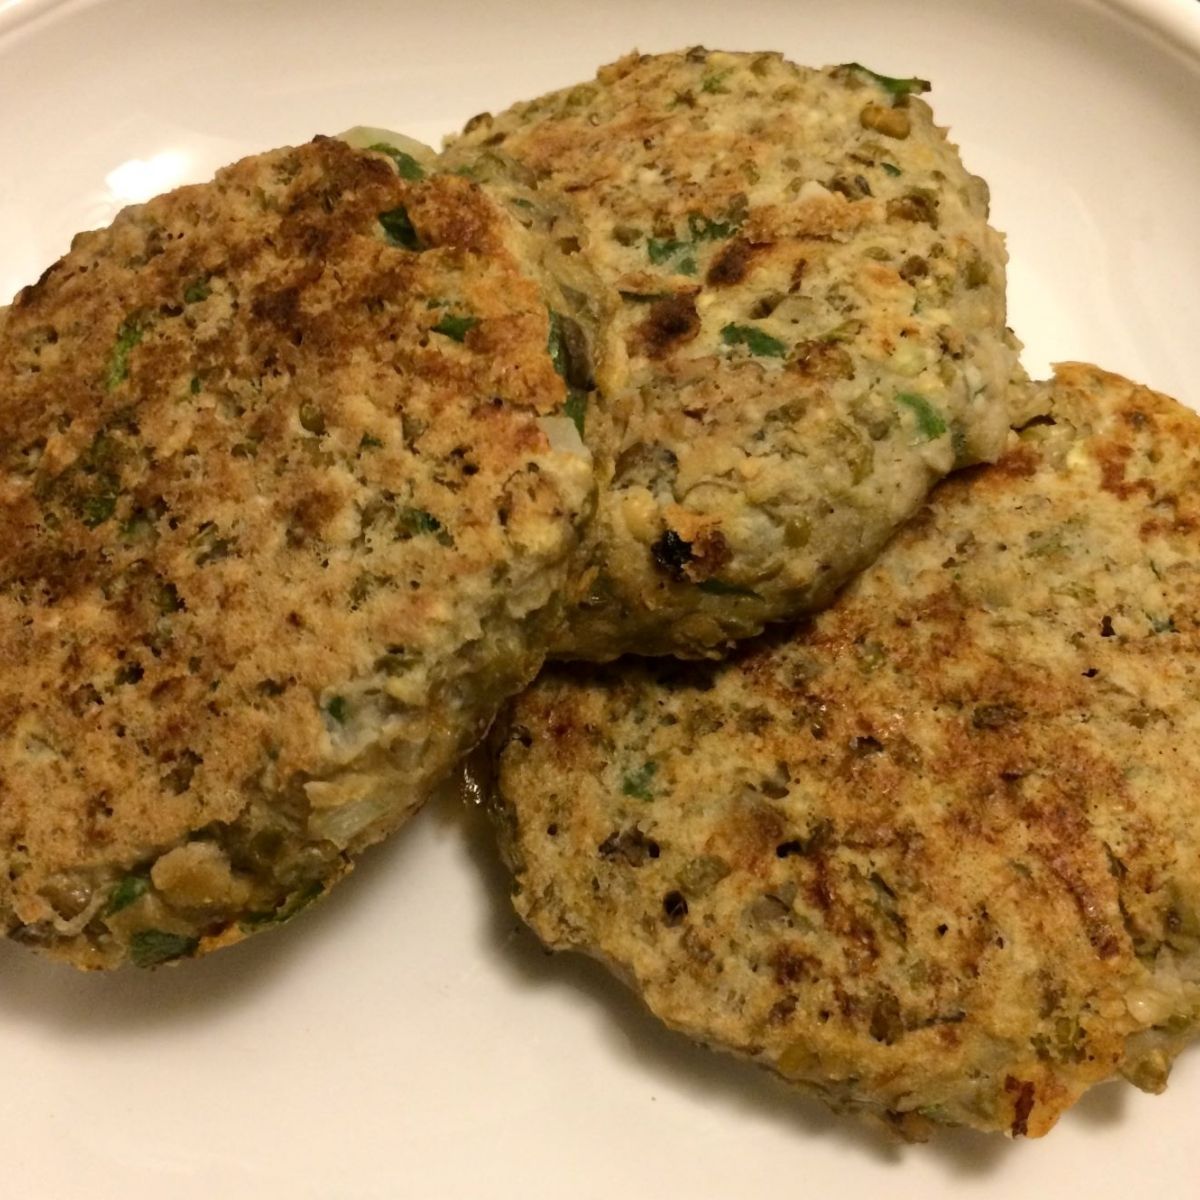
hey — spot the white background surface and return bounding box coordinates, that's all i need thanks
[1,1,1199,1196]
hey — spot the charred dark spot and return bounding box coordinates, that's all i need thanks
[637,295,700,359]
[1004,1076,1037,1137]
[651,530,695,579]
[1100,615,1115,638]
[705,237,758,287]
[898,254,928,282]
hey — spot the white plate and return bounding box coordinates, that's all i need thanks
[2,1,1199,1196]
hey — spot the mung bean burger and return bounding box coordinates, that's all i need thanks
[0,135,603,968]
[491,365,1200,1137]
[451,49,1024,659]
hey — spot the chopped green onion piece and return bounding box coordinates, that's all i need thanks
[547,310,570,378]
[240,881,325,929]
[881,162,902,177]
[80,493,118,528]
[326,695,348,723]
[618,290,675,304]
[564,390,587,437]
[622,761,658,801]
[843,62,932,99]
[105,316,146,391]
[106,874,150,915]
[396,507,452,545]
[368,142,426,180]
[647,237,689,265]
[697,579,760,598]
[183,278,211,304]
[895,392,947,440]
[687,212,736,241]
[721,323,787,359]
[130,930,198,968]
[431,314,479,342]
[378,205,421,250]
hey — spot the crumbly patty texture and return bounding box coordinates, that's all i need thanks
[0,136,597,969]
[492,364,1200,1137]
[452,48,1022,658]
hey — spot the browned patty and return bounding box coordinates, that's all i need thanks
[491,364,1200,1137]
[450,49,1024,659]
[0,135,599,968]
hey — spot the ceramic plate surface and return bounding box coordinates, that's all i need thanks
[1,1,1199,1196]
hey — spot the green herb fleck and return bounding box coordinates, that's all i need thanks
[895,392,947,440]
[359,434,384,451]
[239,881,325,930]
[105,316,147,391]
[189,376,202,395]
[618,290,674,304]
[843,62,932,99]
[700,68,733,94]
[397,506,453,545]
[547,310,570,378]
[432,313,479,342]
[564,390,587,437]
[647,237,689,265]
[687,212,736,242]
[697,579,760,598]
[130,929,198,968]
[156,581,183,613]
[80,493,118,528]
[368,142,426,180]
[183,278,211,304]
[721,323,787,359]
[378,205,421,250]
[106,874,150,915]
[622,761,658,801]
[881,162,903,177]
[326,695,349,724]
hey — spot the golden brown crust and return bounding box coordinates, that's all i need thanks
[493,365,1200,1136]
[0,137,596,968]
